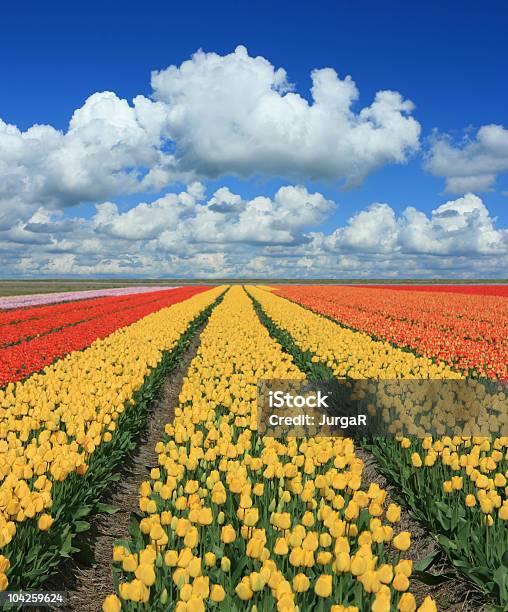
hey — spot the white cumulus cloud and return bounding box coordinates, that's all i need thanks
[152,46,421,185]
[322,193,507,257]
[0,46,421,227]
[1,187,506,279]
[425,124,508,194]
[94,184,334,247]
[0,92,175,226]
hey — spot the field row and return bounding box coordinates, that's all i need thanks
[277,285,508,379]
[0,285,179,310]
[0,286,210,385]
[103,287,435,611]
[354,285,508,298]
[0,286,224,591]
[0,290,188,347]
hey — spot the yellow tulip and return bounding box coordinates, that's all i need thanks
[393,573,410,592]
[210,584,225,602]
[37,513,54,531]
[192,576,210,598]
[292,573,310,593]
[204,552,216,567]
[465,494,476,507]
[235,579,253,601]
[314,574,332,598]
[102,594,121,612]
[0,556,10,573]
[398,592,417,612]
[386,503,401,523]
[393,531,411,552]
[395,559,413,577]
[274,537,289,555]
[221,556,231,572]
[135,563,155,587]
[164,550,178,567]
[417,596,438,612]
[221,524,236,544]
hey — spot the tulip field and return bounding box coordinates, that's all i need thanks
[275,285,508,379]
[0,283,507,611]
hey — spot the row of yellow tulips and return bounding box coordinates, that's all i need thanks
[103,286,436,611]
[247,285,508,605]
[0,286,224,590]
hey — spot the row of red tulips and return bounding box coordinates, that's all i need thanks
[0,290,183,348]
[0,289,176,327]
[0,286,210,387]
[355,284,508,298]
[276,285,508,379]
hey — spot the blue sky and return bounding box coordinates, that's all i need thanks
[1,1,507,277]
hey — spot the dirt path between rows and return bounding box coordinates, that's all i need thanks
[356,448,483,611]
[57,328,203,612]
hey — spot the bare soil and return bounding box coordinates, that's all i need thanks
[55,329,203,612]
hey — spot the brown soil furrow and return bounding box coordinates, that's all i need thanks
[58,328,204,612]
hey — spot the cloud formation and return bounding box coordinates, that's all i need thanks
[93,184,333,246]
[425,124,508,194]
[152,46,420,185]
[0,46,421,224]
[2,45,505,279]
[2,187,506,279]
[323,193,506,256]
